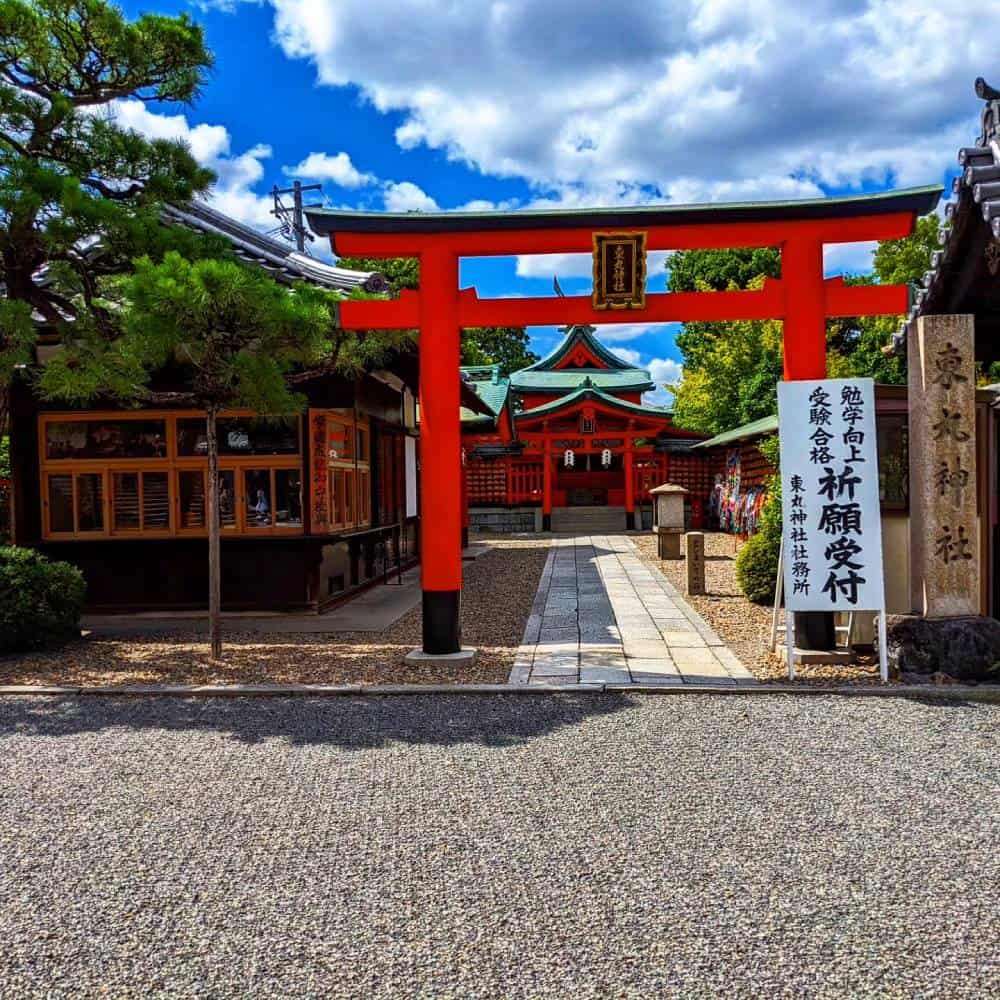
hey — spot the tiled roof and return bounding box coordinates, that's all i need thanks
[891,78,1000,353]
[515,383,672,421]
[691,414,779,450]
[460,364,510,414]
[161,201,389,293]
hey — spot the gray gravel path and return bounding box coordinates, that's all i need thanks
[1,693,997,999]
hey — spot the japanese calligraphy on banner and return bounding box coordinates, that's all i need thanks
[777,378,885,612]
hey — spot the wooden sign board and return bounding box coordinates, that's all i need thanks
[592,232,647,310]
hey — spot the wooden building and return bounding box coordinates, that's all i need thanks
[7,200,494,612]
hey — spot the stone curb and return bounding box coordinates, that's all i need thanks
[0,682,997,702]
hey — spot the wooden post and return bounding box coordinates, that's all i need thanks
[624,421,635,529]
[542,422,552,531]
[205,405,222,661]
[416,247,463,655]
[685,531,705,595]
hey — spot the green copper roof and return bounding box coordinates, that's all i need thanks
[691,414,779,449]
[460,364,510,428]
[307,187,944,247]
[511,368,655,393]
[520,324,635,373]
[461,364,510,415]
[515,384,672,421]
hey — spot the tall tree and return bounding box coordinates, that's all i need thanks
[337,254,537,375]
[666,217,941,435]
[0,0,214,397]
[40,253,331,659]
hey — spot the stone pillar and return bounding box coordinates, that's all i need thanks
[908,314,979,617]
[685,532,705,596]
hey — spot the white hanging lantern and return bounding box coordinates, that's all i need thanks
[564,449,575,468]
[601,448,612,468]
[461,446,467,467]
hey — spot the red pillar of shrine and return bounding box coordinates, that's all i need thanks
[781,237,835,650]
[624,423,635,530]
[417,247,464,654]
[460,447,469,550]
[781,239,827,380]
[542,424,553,531]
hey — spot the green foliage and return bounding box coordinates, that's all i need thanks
[667,247,781,293]
[337,255,536,376]
[735,432,783,604]
[0,546,85,652]
[337,255,419,292]
[667,216,942,435]
[735,529,781,605]
[670,276,784,435]
[0,434,9,477]
[460,325,538,377]
[0,0,214,373]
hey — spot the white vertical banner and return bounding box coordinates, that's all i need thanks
[777,378,887,680]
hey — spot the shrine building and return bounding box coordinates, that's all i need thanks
[460,324,706,534]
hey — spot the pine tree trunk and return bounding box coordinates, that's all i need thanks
[206,405,223,661]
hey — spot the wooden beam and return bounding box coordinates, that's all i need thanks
[338,278,912,331]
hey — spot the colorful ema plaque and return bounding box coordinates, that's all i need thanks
[592,232,647,310]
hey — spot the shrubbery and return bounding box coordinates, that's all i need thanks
[0,547,86,653]
[735,434,783,605]
[736,528,781,604]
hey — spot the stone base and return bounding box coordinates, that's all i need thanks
[656,530,682,560]
[883,614,1000,682]
[404,647,478,669]
[778,646,855,666]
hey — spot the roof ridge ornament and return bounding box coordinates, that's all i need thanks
[976,77,1000,146]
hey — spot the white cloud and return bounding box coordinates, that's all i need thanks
[381,180,439,212]
[515,250,670,280]
[109,99,276,226]
[261,0,985,210]
[644,357,684,407]
[611,347,642,366]
[285,151,375,188]
[823,241,878,277]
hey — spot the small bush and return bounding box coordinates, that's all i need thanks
[736,527,781,604]
[0,547,86,653]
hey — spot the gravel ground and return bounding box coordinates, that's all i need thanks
[1,692,997,999]
[0,540,548,687]
[632,532,885,685]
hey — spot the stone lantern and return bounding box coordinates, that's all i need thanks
[650,483,687,559]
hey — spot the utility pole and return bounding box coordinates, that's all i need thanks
[270,180,323,253]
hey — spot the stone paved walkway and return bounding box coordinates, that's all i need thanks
[509,535,757,686]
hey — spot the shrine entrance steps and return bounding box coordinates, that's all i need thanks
[550,506,626,534]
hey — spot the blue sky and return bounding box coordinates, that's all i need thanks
[115,0,980,401]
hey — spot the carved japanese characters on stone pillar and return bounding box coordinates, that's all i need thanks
[908,314,979,617]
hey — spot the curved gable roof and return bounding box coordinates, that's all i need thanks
[520,324,635,373]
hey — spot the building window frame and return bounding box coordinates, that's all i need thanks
[38,410,303,541]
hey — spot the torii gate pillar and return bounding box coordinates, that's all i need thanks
[408,248,471,661]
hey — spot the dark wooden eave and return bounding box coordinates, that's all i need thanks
[892,79,1000,363]
[307,187,942,250]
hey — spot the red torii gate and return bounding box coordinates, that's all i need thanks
[307,187,941,659]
